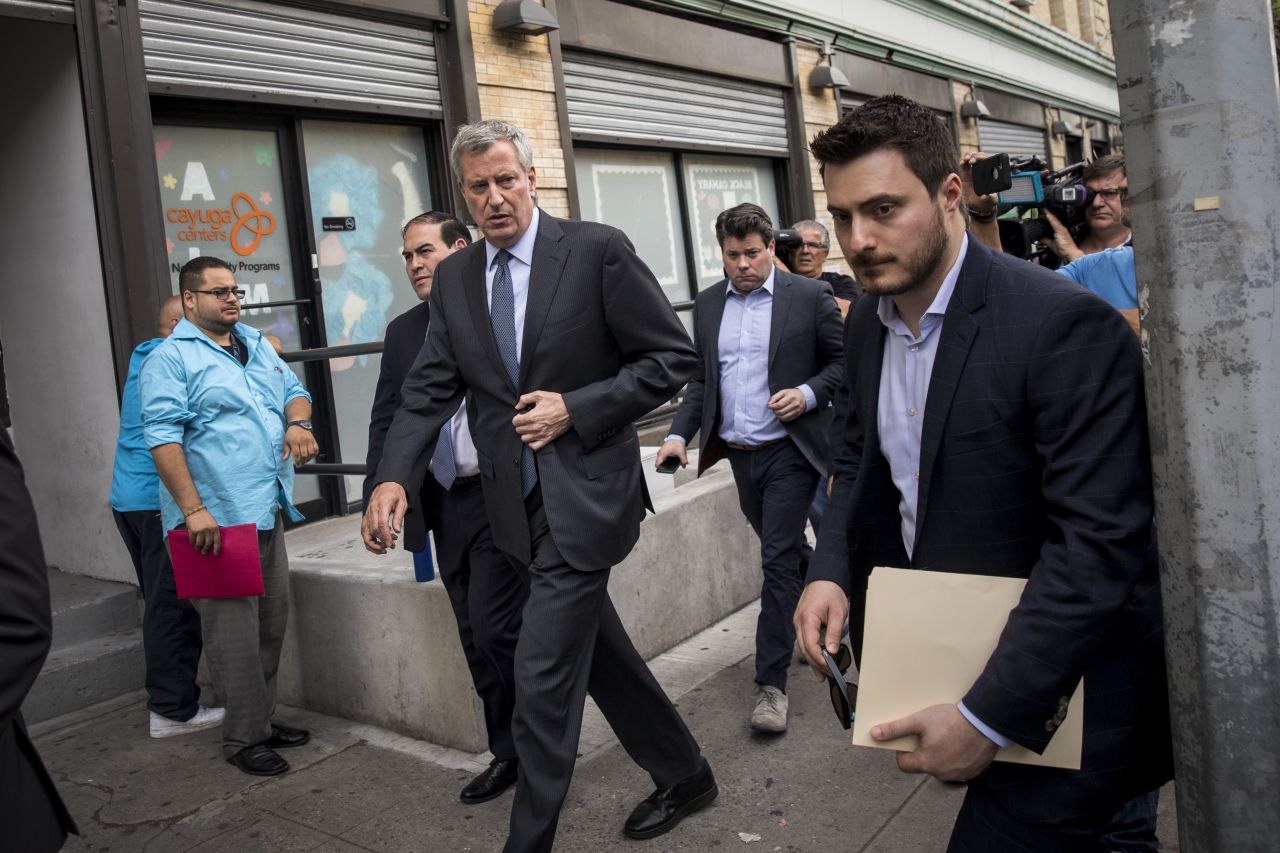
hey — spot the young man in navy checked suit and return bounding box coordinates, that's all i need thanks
[794,96,1172,851]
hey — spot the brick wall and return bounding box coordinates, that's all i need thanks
[468,0,570,217]
[795,43,855,277]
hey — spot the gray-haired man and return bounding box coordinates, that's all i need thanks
[363,120,715,852]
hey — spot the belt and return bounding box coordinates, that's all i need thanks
[724,437,787,452]
[450,474,482,489]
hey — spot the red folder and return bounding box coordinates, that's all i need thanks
[168,523,264,599]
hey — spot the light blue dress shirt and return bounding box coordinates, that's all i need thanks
[483,207,540,359]
[873,235,1011,749]
[109,337,164,512]
[669,270,815,446]
[875,236,967,559]
[140,318,311,532]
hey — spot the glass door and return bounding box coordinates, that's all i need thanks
[152,120,327,513]
[152,109,446,519]
[300,119,435,506]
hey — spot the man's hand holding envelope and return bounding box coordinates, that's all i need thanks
[795,567,1084,781]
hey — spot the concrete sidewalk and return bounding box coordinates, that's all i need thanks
[34,602,1178,852]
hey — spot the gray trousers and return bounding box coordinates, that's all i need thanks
[188,516,289,757]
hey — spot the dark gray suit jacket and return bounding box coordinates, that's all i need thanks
[809,239,1172,822]
[670,270,844,475]
[375,212,697,569]
[0,431,77,850]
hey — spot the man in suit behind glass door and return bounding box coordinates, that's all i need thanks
[363,211,528,805]
[362,120,715,853]
[793,96,1172,851]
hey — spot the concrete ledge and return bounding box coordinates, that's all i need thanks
[278,461,759,753]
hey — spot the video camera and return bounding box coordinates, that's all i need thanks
[773,228,804,271]
[970,154,1092,263]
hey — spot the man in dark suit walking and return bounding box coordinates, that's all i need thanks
[363,120,714,853]
[794,96,1172,850]
[657,203,842,734]
[0,430,78,851]
[363,211,527,805]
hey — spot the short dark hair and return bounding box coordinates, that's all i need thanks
[1084,153,1126,183]
[178,256,235,293]
[715,203,773,247]
[809,95,958,195]
[401,211,471,247]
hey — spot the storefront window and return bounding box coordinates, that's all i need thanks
[574,148,782,308]
[154,124,304,349]
[301,119,434,501]
[682,154,779,290]
[576,149,690,306]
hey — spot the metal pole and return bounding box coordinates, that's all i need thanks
[1108,1,1280,849]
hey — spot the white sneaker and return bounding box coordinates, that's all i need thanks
[750,685,788,734]
[149,705,226,739]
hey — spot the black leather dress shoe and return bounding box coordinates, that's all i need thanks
[265,723,310,749]
[226,744,289,776]
[623,761,718,840]
[460,757,519,805]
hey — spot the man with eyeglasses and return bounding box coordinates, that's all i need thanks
[1042,153,1131,261]
[140,256,318,777]
[111,295,224,739]
[786,219,861,316]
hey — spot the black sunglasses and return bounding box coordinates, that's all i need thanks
[821,643,857,730]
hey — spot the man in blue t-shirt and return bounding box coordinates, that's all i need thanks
[110,296,225,738]
[1057,245,1140,336]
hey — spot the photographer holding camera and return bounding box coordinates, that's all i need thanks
[1042,154,1131,262]
[775,220,860,317]
[964,152,1139,338]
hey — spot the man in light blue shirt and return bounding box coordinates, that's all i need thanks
[110,296,224,739]
[659,203,843,734]
[141,256,318,777]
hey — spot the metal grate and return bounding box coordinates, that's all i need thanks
[978,118,1049,161]
[138,0,441,115]
[563,51,788,154]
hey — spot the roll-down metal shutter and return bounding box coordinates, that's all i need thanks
[138,0,441,115]
[978,119,1048,161]
[1,0,72,18]
[563,52,788,154]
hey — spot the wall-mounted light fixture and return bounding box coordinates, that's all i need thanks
[1011,0,1035,9]
[493,0,559,36]
[809,42,850,90]
[960,94,990,120]
[1051,120,1071,137]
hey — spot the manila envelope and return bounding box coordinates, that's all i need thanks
[850,566,1083,770]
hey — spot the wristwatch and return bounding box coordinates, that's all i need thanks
[287,420,313,431]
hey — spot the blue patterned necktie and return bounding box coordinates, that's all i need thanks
[431,418,456,490]
[490,249,538,496]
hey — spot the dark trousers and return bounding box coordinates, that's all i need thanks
[504,490,704,853]
[187,517,289,757]
[112,508,203,720]
[948,781,1119,853]
[726,440,820,691]
[1103,789,1161,852]
[429,479,528,761]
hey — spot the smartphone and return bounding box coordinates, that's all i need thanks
[972,153,1012,197]
[656,455,681,474]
